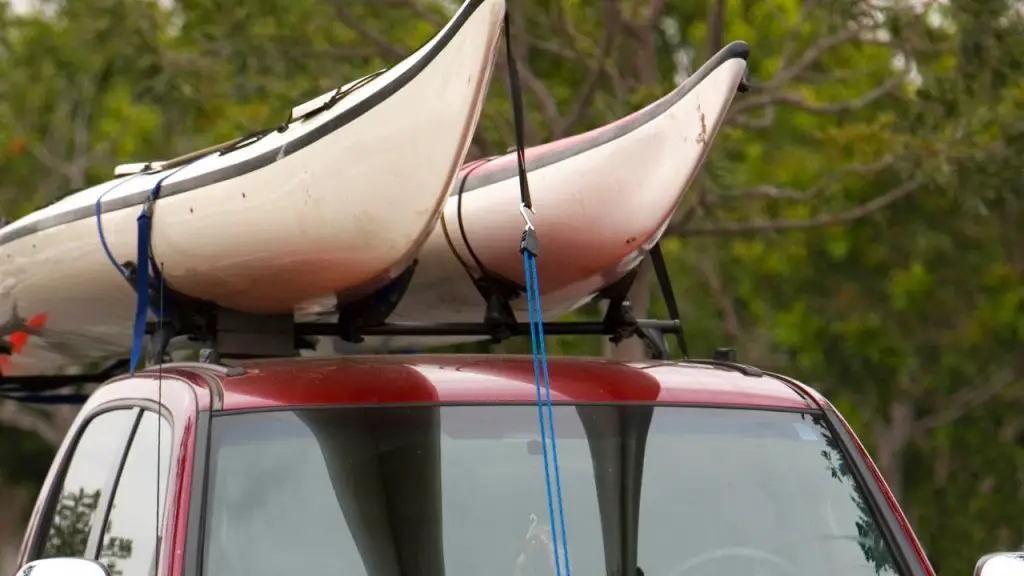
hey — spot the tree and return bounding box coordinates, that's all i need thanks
[1,1,1022,574]
[42,488,133,576]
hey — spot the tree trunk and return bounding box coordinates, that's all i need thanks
[872,400,913,503]
[0,484,33,576]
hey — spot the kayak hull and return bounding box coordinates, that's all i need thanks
[0,0,505,377]
[315,42,751,353]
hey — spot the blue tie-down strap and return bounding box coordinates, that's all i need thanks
[519,226,572,576]
[95,174,143,277]
[128,170,181,373]
[129,204,154,373]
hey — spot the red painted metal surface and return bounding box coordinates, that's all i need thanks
[215,355,812,411]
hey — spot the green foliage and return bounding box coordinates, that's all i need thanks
[42,488,133,576]
[1,0,1022,574]
[0,426,53,492]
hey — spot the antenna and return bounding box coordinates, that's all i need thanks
[154,260,166,576]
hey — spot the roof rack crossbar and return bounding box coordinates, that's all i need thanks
[0,358,131,398]
[0,240,693,399]
[1,392,92,405]
[296,318,681,337]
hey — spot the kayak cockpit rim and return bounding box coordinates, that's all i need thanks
[0,0,491,247]
[456,40,750,194]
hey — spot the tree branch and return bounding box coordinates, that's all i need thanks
[643,0,669,26]
[329,3,406,60]
[913,373,1017,436]
[730,105,776,130]
[694,248,741,340]
[403,0,447,27]
[552,0,621,138]
[672,177,923,237]
[741,72,907,118]
[504,0,559,142]
[775,0,821,70]
[670,179,714,232]
[710,156,896,203]
[759,26,865,91]
[706,0,727,55]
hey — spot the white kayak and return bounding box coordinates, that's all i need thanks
[313,41,751,353]
[0,0,505,377]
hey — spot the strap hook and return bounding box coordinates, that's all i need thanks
[520,203,536,231]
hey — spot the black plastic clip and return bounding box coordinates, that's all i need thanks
[519,227,539,257]
[335,262,419,344]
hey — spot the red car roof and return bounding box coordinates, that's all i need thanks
[200,355,820,412]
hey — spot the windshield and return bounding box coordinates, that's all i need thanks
[202,405,899,576]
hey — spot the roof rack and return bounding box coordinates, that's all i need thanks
[0,241,689,399]
[133,240,688,362]
[0,359,131,403]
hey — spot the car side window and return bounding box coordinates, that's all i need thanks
[98,410,172,576]
[39,409,138,560]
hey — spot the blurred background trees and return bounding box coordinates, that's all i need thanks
[1,0,1022,573]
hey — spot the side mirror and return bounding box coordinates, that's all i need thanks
[15,558,110,576]
[975,553,1024,576]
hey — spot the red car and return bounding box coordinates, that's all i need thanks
[10,353,1022,576]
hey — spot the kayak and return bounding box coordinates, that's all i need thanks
[308,41,751,353]
[0,0,505,377]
